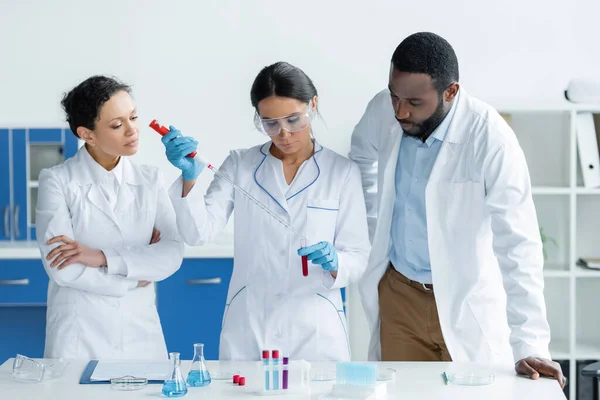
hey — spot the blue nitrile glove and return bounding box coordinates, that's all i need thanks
[161,126,204,181]
[297,241,338,271]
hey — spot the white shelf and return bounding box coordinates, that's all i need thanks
[549,340,570,360]
[532,187,571,195]
[544,270,570,278]
[576,341,600,360]
[575,187,600,195]
[575,265,600,277]
[496,102,600,113]
[532,187,600,195]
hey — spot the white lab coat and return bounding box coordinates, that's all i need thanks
[349,88,551,366]
[36,146,184,360]
[169,141,370,361]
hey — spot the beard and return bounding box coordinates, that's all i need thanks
[397,97,448,142]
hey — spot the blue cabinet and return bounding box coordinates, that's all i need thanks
[157,258,234,360]
[0,130,10,240]
[0,128,79,241]
[0,259,49,363]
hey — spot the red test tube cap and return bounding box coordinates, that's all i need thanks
[262,350,270,359]
[272,350,280,359]
[232,374,240,384]
[238,377,246,386]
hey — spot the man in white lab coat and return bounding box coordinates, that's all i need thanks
[350,32,565,387]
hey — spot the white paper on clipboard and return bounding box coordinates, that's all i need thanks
[90,360,171,381]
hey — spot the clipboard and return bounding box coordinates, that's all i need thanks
[79,360,166,384]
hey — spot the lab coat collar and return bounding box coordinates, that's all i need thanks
[423,89,460,146]
[73,145,140,226]
[73,145,141,186]
[254,140,323,215]
[443,88,470,145]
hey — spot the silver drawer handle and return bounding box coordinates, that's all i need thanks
[187,278,222,285]
[3,205,8,238]
[13,204,20,238]
[0,279,30,285]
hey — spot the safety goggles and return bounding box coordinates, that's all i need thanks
[11,354,68,382]
[254,105,313,137]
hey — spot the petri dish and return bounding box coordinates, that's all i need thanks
[110,376,148,391]
[445,371,495,386]
[311,366,336,381]
[209,361,240,380]
[377,367,396,381]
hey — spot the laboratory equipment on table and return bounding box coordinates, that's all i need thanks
[11,354,68,383]
[150,119,310,277]
[254,350,311,395]
[262,350,271,390]
[186,343,211,387]
[311,364,395,383]
[110,376,148,391]
[443,371,495,386]
[320,362,388,400]
[209,360,240,381]
[162,352,188,398]
[272,350,280,390]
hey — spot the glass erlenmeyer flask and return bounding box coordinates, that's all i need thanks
[187,343,211,387]
[162,352,188,397]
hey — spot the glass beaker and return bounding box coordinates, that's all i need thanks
[162,352,188,397]
[187,343,211,387]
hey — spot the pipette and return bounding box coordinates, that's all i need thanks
[150,120,309,277]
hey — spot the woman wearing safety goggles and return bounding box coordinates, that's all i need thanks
[161,61,370,362]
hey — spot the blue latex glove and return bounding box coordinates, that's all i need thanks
[161,126,204,181]
[297,241,338,271]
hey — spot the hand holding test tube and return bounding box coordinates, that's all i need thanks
[150,120,197,158]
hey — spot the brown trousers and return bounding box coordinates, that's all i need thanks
[378,264,452,361]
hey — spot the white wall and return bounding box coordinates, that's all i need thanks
[1,0,599,360]
[2,0,598,177]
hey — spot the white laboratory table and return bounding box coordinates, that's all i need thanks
[0,359,566,399]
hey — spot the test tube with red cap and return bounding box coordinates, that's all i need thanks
[262,350,270,390]
[272,350,280,390]
[149,119,197,158]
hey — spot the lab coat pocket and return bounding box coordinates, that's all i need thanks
[220,286,249,359]
[440,181,484,234]
[306,199,340,245]
[466,297,505,356]
[315,293,350,361]
[45,303,80,358]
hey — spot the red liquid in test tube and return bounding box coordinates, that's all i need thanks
[301,239,308,277]
[149,119,197,158]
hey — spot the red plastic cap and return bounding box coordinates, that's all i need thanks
[232,374,240,384]
[238,377,246,386]
[272,350,280,359]
[262,350,270,359]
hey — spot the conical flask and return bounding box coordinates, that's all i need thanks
[187,343,211,387]
[162,352,188,397]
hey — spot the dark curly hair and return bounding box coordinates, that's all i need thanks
[391,32,459,93]
[61,75,131,137]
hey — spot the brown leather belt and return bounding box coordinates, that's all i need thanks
[389,262,434,291]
